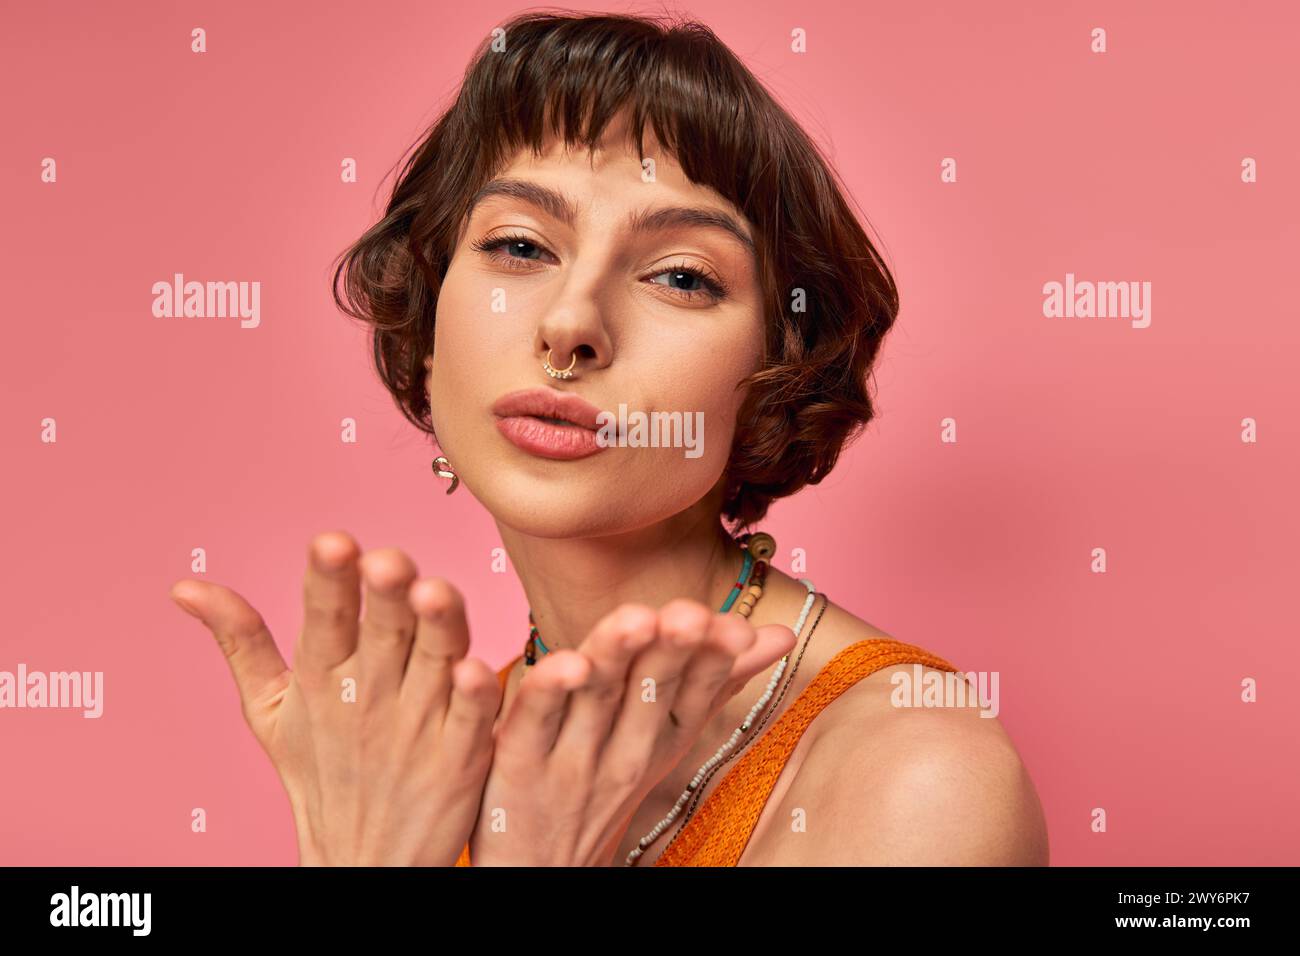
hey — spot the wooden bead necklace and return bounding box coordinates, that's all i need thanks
[523,532,775,666]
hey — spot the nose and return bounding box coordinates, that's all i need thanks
[534,288,613,380]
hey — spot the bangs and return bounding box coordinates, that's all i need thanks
[452,13,776,224]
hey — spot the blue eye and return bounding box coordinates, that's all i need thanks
[471,232,549,263]
[655,270,702,291]
[648,265,728,301]
[502,239,542,260]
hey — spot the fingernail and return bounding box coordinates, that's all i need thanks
[173,594,200,618]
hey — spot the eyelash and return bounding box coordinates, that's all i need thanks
[470,231,731,302]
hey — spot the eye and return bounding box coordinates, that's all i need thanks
[498,239,543,260]
[646,263,729,303]
[470,232,554,269]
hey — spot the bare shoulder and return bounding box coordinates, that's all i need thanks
[741,605,1050,866]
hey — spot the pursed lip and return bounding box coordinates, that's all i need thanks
[491,387,607,460]
[491,387,604,429]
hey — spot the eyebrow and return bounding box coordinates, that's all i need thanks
[467,177,755,253]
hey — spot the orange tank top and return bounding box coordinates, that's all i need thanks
[453,634,957,867]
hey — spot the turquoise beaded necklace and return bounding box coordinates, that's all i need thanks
[524,540,758,666]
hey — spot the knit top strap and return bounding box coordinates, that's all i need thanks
[652,637,958,867]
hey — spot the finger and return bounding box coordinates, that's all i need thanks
[493,650,591,761]
[170,579,289,726]
[551,604,658,761]
[435,656,502,773]
[663,612,758,735]
[727,624,798,684]
[295,531,363,676]
[354,547,420,696]
[400,577,471,714]
[605,599,712,761]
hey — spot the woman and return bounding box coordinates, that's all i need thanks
[169,11,1048,866]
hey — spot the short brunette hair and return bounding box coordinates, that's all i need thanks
[332,11,898,530]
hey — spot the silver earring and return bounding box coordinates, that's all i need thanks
[432,455,459,495]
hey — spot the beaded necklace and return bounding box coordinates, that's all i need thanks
[624,580,816,865]
[523,533,773,666]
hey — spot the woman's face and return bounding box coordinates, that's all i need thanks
[426,114,764,538]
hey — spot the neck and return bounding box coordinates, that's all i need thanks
[496,499,746,657]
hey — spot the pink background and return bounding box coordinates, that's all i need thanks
[2,0,1297,865]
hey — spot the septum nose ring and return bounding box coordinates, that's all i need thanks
[542,348,578,380]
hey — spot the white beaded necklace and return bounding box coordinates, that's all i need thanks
[623,579,818,866]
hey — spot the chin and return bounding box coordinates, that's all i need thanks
[470,469,717,540]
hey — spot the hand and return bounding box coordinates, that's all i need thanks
[169,531,501,866]
[466,599,797,866]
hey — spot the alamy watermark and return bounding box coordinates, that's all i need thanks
[1042,272,1151,329]
[50,886,150,936]
[151,273,260,328]
[0,664,103,718]
[890,664,999,718]
[595,404,704,459]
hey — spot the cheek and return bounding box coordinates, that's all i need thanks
[695,311,763,415]
[427,266,509,415]
[645,319,762,469]
[426,283,478,449]
[707,322,763,464]
[702,352,758,459]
